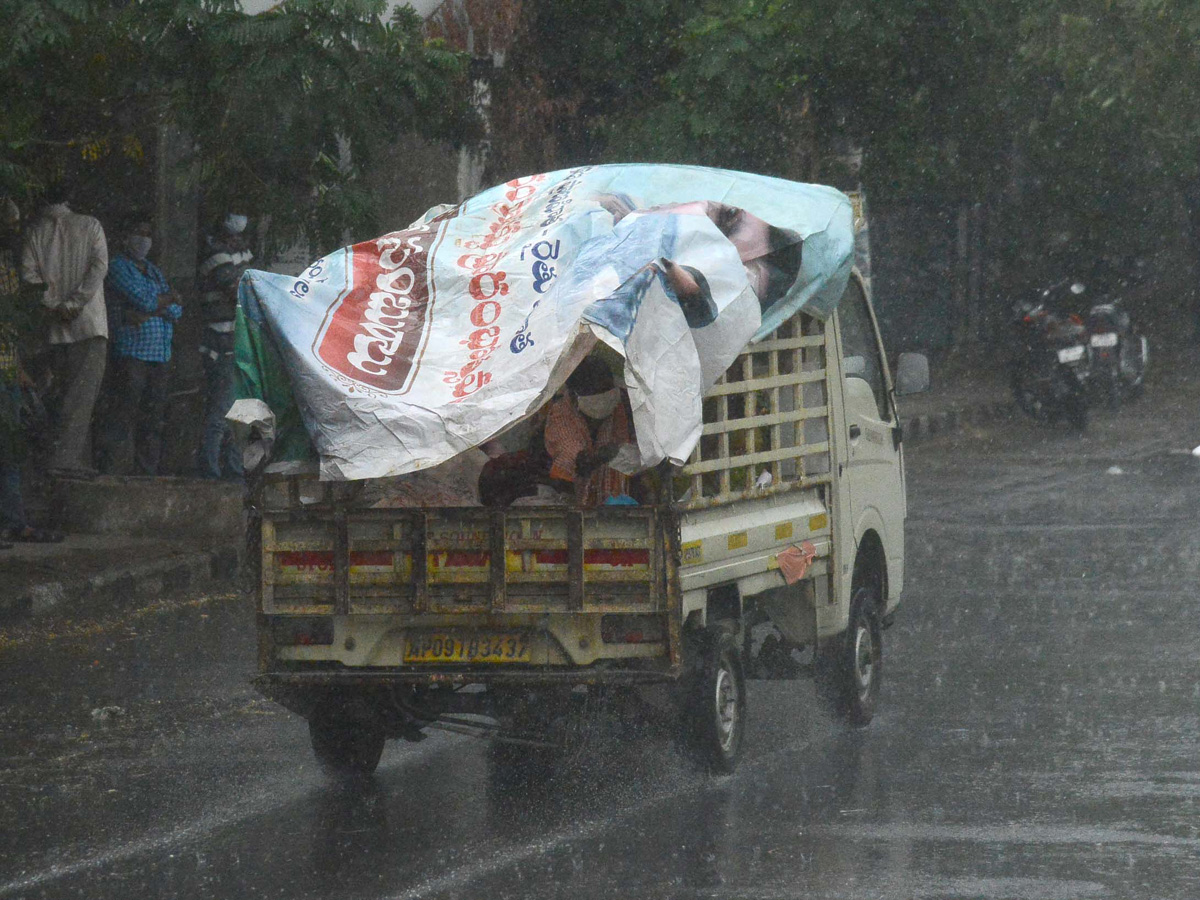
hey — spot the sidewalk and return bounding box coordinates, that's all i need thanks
[0,534,241,618]
[898,350,1015,441]
[0,476,245,620]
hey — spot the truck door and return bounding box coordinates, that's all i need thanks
[835,277,904,586]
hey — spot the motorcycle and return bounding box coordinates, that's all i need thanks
[1084,297,1147,408]
[1010,296,1090,432]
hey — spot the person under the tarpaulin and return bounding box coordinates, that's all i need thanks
[544,355,637,506]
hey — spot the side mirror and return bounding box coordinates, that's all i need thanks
[895,352,930,396]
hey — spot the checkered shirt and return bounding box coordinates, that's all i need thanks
[106,254,181,363]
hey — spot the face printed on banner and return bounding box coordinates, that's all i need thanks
[624,200,803,311]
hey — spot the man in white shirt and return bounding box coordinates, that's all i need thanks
[20,185,109,476]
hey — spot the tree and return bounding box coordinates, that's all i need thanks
[499,0,1200,301]
[496,0,1019,193]
[0,0,474,250]
[1011,2,1200,270]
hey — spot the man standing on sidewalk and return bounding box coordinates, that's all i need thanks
[0,197,62,544]
[20,184,108,477]
[196,212,251,480]
[100,218,182,475]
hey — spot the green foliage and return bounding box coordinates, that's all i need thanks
[1012,2,1200,260]
[488,0,692,175]
[0,0,473,248]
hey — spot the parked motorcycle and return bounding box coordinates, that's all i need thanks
[1010,296,1090,431]
[1084,297,1147,408]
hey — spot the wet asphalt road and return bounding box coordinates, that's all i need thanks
[3,398,1200,900]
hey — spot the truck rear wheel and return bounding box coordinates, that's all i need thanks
[309,706,386,779]
[815,585,882,727]
[681,620,746,774]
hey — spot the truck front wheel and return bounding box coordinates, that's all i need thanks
[815,585,882,726]
[681,620,746,774]
[309,707,386,779]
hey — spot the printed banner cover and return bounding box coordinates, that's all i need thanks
[233,164,854,481]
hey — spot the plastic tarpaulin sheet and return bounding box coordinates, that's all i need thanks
[233,164,853,481]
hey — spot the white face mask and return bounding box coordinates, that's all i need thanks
[127,235,152,260]
[577,389,619,420]
[225,213,248,234]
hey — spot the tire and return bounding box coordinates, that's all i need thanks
[815,585,882,727]
[680,620,747,774]
[1105,367,1120,410]
[1011,369,1044,421]
[1008,367,1046,422]
[309,710,386,780]
[1120,336,1147,400]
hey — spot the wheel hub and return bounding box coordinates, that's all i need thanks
[714,664,739,752]
[853,624,875,698]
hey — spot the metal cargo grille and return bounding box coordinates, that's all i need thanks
[681,312,833,507]
[260,507,666,615]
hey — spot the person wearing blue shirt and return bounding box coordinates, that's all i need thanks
[100,219,182,475]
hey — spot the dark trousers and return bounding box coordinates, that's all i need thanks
[101,357,171,476]
[0,381,25,532]
[199,330,242,479]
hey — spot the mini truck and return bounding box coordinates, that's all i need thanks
[252,270,928,778]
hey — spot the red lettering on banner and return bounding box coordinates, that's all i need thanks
[445,174,547,401]
[315,214,454,393]
[469,301,502,327]
[469,272,509,301]
[462,326,500,351]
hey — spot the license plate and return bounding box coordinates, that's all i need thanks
[1057,345,1085,363]
[1090,332,1118,348]
[403,633,531,664]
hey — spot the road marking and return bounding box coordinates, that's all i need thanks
[818,821,1200,847]
[907,520,1196,532]
[689,875,1109,899]
[386,739,812,900]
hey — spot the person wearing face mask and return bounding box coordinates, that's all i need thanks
[100,218,182,475]
[196,212,252,480]
[543,354,635,506]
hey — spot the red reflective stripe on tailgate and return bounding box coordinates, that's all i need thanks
[277,551,334,571]
[349,551,394,567]
[584,549,649,567]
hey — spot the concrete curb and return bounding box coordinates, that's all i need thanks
[902,400,1017,442]
[2,543,242,620]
